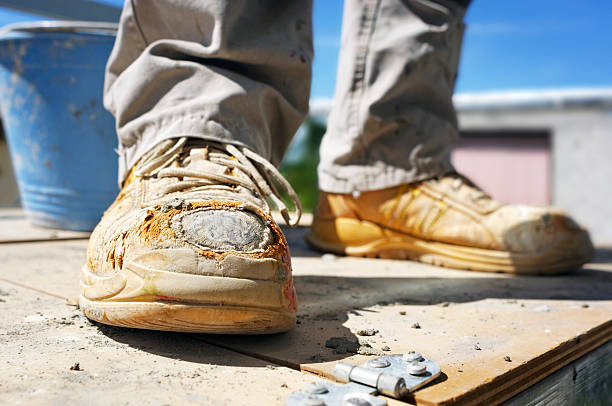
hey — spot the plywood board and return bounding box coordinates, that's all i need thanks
[0,280,315,406]
[1,226,610,405]
[0,239,407,406]
[198,227,612,406]
[0,239,86,300]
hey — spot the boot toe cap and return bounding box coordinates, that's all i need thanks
[172,208,274,252]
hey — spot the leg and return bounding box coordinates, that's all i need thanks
[105,0,312,182]
[319,0,467,194]
[309,0,593,274]
[81,0,312,333]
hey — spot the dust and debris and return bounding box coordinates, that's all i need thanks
[265,365,276,370]
[308,354,322,362]
[581,304,590,308]
[381,346,391,352]
[504,356,512,362]
[437,302,450,307]
[281,383,288,388]
[474,344,481,350]
[324,337,381,355]
[23,314,48,323]
[356,328,378,336]
[357,342,381,356]
[325,337,359,354]
[56,317,74,326]
[457,368,463,372]
[69,362,82,371]
[411,322,421,329]
[313,312,339,321]
[399,311,406,315]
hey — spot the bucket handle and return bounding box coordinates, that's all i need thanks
[0,21,118,35]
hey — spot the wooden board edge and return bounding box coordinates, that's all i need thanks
[425,320,612,406]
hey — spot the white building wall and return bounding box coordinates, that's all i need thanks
[551,111,612,244]
[456,92,612,244]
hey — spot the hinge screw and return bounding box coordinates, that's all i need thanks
[343,395,372,406]
[367,357,390,368]
[407,361,427,376]
[402,351,423,363]
[302,394,326,406]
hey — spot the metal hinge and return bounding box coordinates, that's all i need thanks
[286,352,441,406]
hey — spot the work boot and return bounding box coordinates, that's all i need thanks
[308,174,593,274]
[80,138,301,333]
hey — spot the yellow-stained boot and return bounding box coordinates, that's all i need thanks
[80,138,300,333]
[308,175,593,274]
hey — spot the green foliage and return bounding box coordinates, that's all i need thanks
[279,118,326,213]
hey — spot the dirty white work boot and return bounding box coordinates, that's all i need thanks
[308,174,593,274]
[80,138,301,333]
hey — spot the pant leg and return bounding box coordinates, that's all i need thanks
[318,0,469,194]
[105,0,313,182]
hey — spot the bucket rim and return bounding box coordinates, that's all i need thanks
[0,20,117,35]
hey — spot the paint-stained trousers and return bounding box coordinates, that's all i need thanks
[105,0,469,193]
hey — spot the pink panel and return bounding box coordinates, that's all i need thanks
[451,135,551,205]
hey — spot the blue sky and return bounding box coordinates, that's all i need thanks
[311,0,612,98]
[1,0,610,99]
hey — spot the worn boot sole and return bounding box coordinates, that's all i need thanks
[307,218,591,275]
[79,264,296,334]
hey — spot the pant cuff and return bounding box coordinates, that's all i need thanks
[317,159,454,194]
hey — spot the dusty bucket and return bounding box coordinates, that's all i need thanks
[0,21,118,231]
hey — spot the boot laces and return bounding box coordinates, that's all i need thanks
[134,137,302,226]
[445,173,490,203]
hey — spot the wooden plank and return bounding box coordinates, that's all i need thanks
[201,290,611,406]
[0,209,89,244]
[0,239,86,300]
[198,227,612,406]
[0,226,610,405]
[0,239,407,406]
[0,280,316,406]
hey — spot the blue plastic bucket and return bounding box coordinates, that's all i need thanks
[0,21,118,231]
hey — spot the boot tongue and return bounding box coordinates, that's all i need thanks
[179,147,256,203]
[185,148,238,181]
[436,174,503,214]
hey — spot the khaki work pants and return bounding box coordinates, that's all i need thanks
[105,0,468,193]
